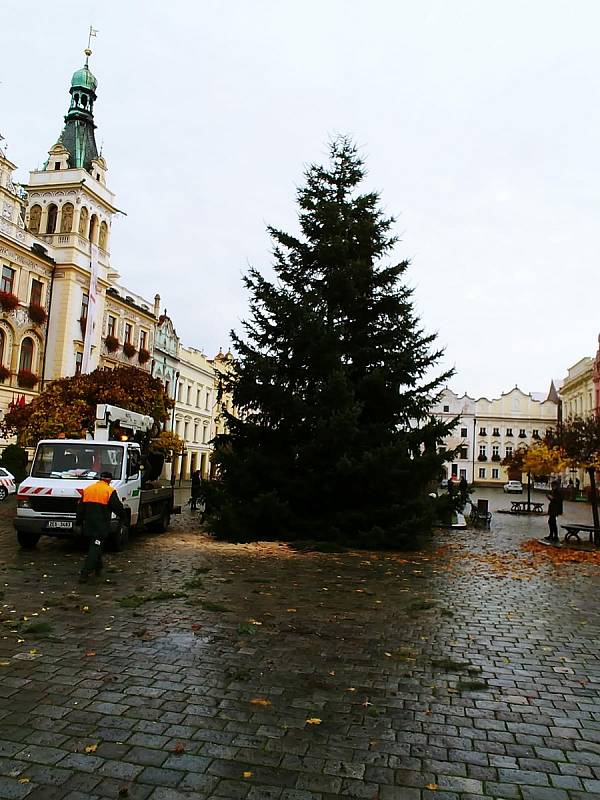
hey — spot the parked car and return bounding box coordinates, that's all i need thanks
[503,480,523,494]
[0,468,16,500]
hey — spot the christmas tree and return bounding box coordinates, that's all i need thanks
[211,137,454,546]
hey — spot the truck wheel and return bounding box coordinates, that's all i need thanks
[111,521,130,552]
[17,532,40,549]
[0,487,7,501]
[150,507,170,533]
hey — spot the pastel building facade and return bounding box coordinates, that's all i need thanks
[0,150,55,427]
[433,386,559,486]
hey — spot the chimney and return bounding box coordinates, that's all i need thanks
[154,294,160,317]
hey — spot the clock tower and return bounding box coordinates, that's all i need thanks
[24,46,119,380]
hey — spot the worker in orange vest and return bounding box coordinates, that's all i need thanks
[77,471,125,583]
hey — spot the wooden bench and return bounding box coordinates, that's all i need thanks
[511,501,545,514]
[561,524,600,544]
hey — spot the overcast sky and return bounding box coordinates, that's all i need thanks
[2,1,599,399]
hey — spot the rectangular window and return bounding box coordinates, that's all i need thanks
[1,266,15,294]
[30,279,43,306]
[81,292,89,321]
[478,468,486,479]
[186,385,191,405]
[459,469,467,479]
[519,429,526,438]
[492,468,499,479]
[196,389,201,407]
[532,429,539,439]
[492,445,499,457]
[74,351,83,375]
[479,445,486,457]
[139,330,147,350]
[506,428,513,437]
[205,391,210,410]
[492,427,500,437]
[460,427,468,438]
[451,464,458,477]
[107,315,116,337]
[479,427,487,436]
[124,323,132,343]
[202,424,208,443]
[506,445,513,458]
[443,405,450,412]
[193,423,198,443]
[459,447,468,459]
[184,421,189,440]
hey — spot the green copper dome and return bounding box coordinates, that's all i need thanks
[71,64,97,93]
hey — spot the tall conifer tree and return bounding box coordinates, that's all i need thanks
[211,138,455,546]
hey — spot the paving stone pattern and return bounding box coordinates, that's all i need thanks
[0,489,600,798]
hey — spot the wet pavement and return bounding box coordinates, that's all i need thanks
[1,488,600,799]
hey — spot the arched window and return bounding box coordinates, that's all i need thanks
[78,207,89,237]
[60,203,74,233]
[99,221,108,250]
[29,205,42,234]
[46,204,58,234]
[0,330,5,366]
[89,214,98,243]
[19,337,34,373]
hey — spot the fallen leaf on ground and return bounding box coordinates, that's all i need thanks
[18,777,30,784]
[172,742,185,754]
[249,698,271,706]
[84,651,96,657]
[306,718,321,725]
[426,784,438,791]
[84,743,98,753]
[243,771,253,778]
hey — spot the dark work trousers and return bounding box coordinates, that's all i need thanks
[548,515,559,540]
[81,534,106,576]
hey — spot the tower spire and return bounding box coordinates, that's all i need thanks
[47,36,100,173]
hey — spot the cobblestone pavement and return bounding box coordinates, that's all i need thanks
[1,489,600,799]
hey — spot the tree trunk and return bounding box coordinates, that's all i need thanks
[527,471,532,511]
[589,467,600,544]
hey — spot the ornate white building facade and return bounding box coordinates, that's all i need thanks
[432,386,559,486]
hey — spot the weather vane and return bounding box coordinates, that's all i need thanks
[85,25,98,58]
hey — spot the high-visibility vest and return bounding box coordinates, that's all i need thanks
[82,481,114,505]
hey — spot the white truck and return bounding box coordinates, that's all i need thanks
[14,404,179,550]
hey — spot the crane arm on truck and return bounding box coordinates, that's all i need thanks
[94,404,154,442]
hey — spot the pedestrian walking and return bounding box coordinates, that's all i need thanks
[458,475,469,506]
[77,471,125,583]
[190,470,201,510]
[544,479,563,544]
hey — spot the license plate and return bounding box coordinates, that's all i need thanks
[47,521,72,529]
